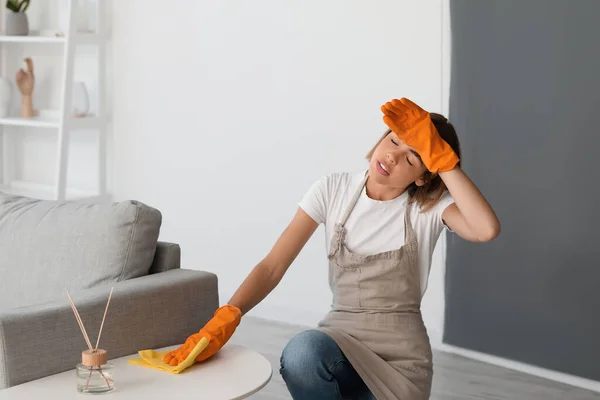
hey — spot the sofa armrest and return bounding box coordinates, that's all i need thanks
[0,269,219,389]
[148,241,181,274]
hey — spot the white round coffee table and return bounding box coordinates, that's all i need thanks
[0,343,272,400]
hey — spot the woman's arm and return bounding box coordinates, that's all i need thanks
[163,207,318,366]
[228,207,319,315]
[439,166,500,242]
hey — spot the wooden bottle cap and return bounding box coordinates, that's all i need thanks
[82,349,108,367]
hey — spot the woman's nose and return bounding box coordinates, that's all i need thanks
[386,152,397,165]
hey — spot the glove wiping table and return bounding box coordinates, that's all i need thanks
[128,336,209,374]
[128,305,241,374]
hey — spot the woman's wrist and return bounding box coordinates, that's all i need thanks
[21,94,34,117]
[438,165,460,178]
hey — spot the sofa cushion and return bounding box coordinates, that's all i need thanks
[0,193,162,310]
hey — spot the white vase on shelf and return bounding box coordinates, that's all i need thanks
[0,77,12,117]
[72,81,89,117]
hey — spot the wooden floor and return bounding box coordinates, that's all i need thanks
[229,316,600,400]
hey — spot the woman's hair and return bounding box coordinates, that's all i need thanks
[365,113,461,212]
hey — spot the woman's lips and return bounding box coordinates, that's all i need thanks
[376,160,390,176]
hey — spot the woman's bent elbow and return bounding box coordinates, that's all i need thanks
[477,221,501,242]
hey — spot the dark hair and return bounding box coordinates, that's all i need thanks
[365,113,461,212]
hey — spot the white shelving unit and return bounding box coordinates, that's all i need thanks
[0,0,108,202]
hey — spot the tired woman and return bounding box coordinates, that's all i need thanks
[163,97,500,400]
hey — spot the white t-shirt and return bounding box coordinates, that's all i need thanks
[298,170,455,297]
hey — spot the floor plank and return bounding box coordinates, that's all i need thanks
[229,316,600,399]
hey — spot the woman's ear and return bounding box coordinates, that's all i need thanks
[415,176,426,187]
[415,171,436,187]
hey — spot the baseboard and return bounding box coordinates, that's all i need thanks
[426,327,443,350]
[437,342,600,394]
[219,291,323,328]
[246,303,324,327]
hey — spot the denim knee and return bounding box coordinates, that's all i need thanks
[279,329,341,386]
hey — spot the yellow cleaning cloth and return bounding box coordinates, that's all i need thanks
[127,337,209,374]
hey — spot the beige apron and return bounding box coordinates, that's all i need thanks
[317,173,433,400]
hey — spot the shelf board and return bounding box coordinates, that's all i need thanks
[0,114,59,128]
[0,112,105,129]
[0,33,101,45]
[0,35,65,44]
[0,181,106,202]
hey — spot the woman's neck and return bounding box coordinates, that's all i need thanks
[365,178,408,201]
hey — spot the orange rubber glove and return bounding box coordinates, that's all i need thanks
[381,98,459,173]
[163,304,242,366]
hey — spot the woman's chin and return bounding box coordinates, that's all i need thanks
[368,170,387,186]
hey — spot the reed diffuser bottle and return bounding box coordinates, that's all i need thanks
[76,349,114,393]
[67,288,115,394]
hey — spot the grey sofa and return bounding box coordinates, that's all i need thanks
[0,192,219,390]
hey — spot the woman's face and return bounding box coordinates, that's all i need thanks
[368,132,428,190]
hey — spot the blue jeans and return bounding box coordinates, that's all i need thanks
[280,330,375,400]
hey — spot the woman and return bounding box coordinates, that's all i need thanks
[163,98,500,400]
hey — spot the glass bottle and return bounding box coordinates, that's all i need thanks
[76,349,115,394]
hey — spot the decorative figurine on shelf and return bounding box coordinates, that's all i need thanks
[72,81,90,117]
[16,57,34,118]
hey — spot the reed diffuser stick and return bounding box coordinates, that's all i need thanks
[67,291,93,351]
[95,287,113,351]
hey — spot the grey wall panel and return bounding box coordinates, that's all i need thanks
[444,0,600,381]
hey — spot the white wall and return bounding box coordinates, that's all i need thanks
[111,0,452,346]
[12,0,452,347]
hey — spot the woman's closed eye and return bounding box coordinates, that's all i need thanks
[391,137,414,166]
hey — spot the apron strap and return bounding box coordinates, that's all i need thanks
[340,173,369,227]
[404,198,417,242]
